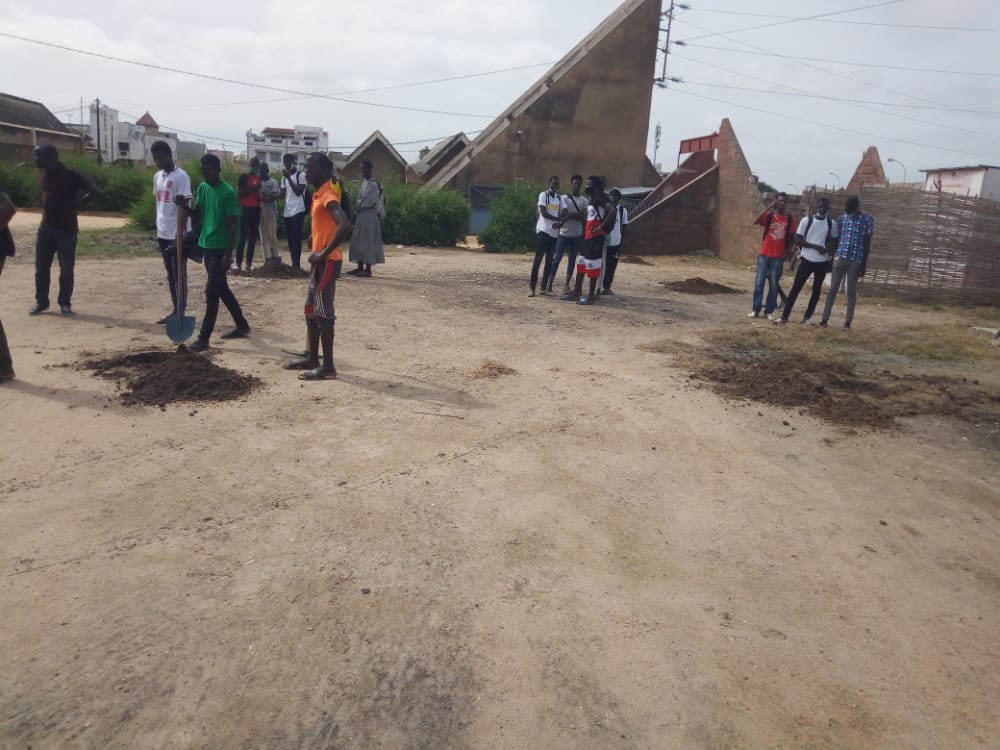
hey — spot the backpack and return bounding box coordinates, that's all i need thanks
[802,214,834,249]
[338,179,353,220]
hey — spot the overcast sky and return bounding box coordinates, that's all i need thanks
[1,0,998,190]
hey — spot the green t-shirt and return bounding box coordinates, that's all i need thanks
[194,180,239,250]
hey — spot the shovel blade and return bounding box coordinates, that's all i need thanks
[166,314,196,344]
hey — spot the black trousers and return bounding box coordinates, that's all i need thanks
[604,244,621,290]
[236,206,261,267]
[782,258,828,321]
[284,211,306,268]
[0,256,11,373]
[35,226,77,307]
[530,232,557,290]
[200,249,248,340]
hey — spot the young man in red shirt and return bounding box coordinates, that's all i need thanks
[750,192,795,320]
[235,157,262,271]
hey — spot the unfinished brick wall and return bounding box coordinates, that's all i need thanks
[847,146,888,192]
[628,167,719,255]
[716,118,767,263]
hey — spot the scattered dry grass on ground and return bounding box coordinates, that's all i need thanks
[470,359,518,379]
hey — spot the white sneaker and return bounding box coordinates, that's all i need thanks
[747,311,759,318]
[772,317,786,325]
[802,318,815,326]
[767,314,779,322]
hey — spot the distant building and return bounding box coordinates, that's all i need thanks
[88,106,179,166]
[177,140,207,162]
[0,92,82,162]
[208,149,237,164]
[407,133,469,186]
[846,146,888,192]
[248,126,329,169]
[342,130,408,183]
[921,165,1000,202]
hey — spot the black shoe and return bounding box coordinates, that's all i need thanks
[60,305,74,316]
[189,337,209,352]
[220,326,250,339]
[29,303,49,316]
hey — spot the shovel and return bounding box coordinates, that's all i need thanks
[166,201,196,343]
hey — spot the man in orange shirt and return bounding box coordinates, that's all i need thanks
[287,153,350,380]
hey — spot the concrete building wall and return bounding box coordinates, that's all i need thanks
[982,168,1000,202]
[342,142,407,183]
[429,0,660,192]
[0,124,82,163]
[628,167,719,256]
[716,118,766,263]
[923,168,991,199]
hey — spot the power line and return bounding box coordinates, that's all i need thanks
[670,53,1000,140]
[681,42,1000,78]
[687,7,1000,33]
[666,87,1000,160]
[0,32,496,119]
[115,63,556,109]
[673,17,993,114]
[679,79,1000,116]
[677,0,905,42]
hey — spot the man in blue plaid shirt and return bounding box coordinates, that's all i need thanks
[820,196,874,331]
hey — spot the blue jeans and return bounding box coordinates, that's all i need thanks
[753,255,784,315]
[35,226,77,307]
[550,234,583,287]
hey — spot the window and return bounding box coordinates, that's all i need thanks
[270,138,283,144]
[270,152,282,162]
[291,140,300,146]
[304,140,314,146]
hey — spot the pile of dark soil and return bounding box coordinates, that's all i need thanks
[620,256,655,266]
[81,348,260,407]
[233,264,309,280]
[662,277,741,295]
[690,340,1000,430]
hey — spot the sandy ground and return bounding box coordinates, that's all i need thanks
[1,231,999,749]
[9,211,129,232]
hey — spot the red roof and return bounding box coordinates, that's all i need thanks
[262,127,295,135]
[135,111,159,128]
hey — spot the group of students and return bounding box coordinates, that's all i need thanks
[529,174,629,303]
[751,192,876,331]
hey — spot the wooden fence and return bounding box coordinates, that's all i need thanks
[804,186,1000,306]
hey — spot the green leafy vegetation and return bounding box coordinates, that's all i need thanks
[478,185,538,253]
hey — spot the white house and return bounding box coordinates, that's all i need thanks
[87,106,179,166]
[922,165,1000,202]
[248,126,329,169]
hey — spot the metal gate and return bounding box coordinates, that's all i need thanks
[468,184,504,235]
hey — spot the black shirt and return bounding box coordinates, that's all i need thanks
[40,164,89,233]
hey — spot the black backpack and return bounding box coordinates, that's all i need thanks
[338,180,353,220]
[802,214,834,246]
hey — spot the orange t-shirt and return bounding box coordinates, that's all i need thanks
[310,180,343,261]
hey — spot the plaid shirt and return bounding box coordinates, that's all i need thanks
[835,211,874,263]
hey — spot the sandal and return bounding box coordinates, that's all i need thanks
[299,367,337,381]
[286,358,318,370]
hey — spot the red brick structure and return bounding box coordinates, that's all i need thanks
[425,0,661,192]
[847,146,887,192]
[628,119,767,261]
[342,130,408,183]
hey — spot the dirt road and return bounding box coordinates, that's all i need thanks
[1,243,998,749]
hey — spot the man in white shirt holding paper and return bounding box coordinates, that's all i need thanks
[281,154,309,269]
[777,196,838,325]
[151,140,192,324]
[530,176,562,297]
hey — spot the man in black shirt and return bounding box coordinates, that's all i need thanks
[30,145,101,315]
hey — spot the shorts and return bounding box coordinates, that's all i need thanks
[576,235,605,279]
[304,258,342,326]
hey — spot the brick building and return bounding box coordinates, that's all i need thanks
[425,0,661,192]
[407,133,469,186]
[847,146,888,192]
[0,93,82,163]
[341,130,408,183]
[628,119,770,263]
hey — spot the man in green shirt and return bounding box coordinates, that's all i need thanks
[175,154,250,351]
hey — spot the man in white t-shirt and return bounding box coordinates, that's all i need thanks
[602,188,629,295]
[530,176,562,297]
[280,154,309,268]
[151,140,192,324]
[549,174,586,294]
[777,195,839,325]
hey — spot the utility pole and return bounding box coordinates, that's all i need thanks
[655,1,687,86]
[95,98,102,164]
[653,122,662,170]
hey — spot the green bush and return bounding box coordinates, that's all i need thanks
[378,182,468,247]
[478,185,538,253]
[0,162,41,206]
[127,191,157,230]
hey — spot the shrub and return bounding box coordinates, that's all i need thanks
[0,162,41,207]
[478,185,539,253]
[127,191,157,231]
[378,182,469,247]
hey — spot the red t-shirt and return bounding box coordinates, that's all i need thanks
[758,211,794,259]
[238,174,262,208]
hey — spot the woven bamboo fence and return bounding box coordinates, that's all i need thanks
[803,186,1000,306]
